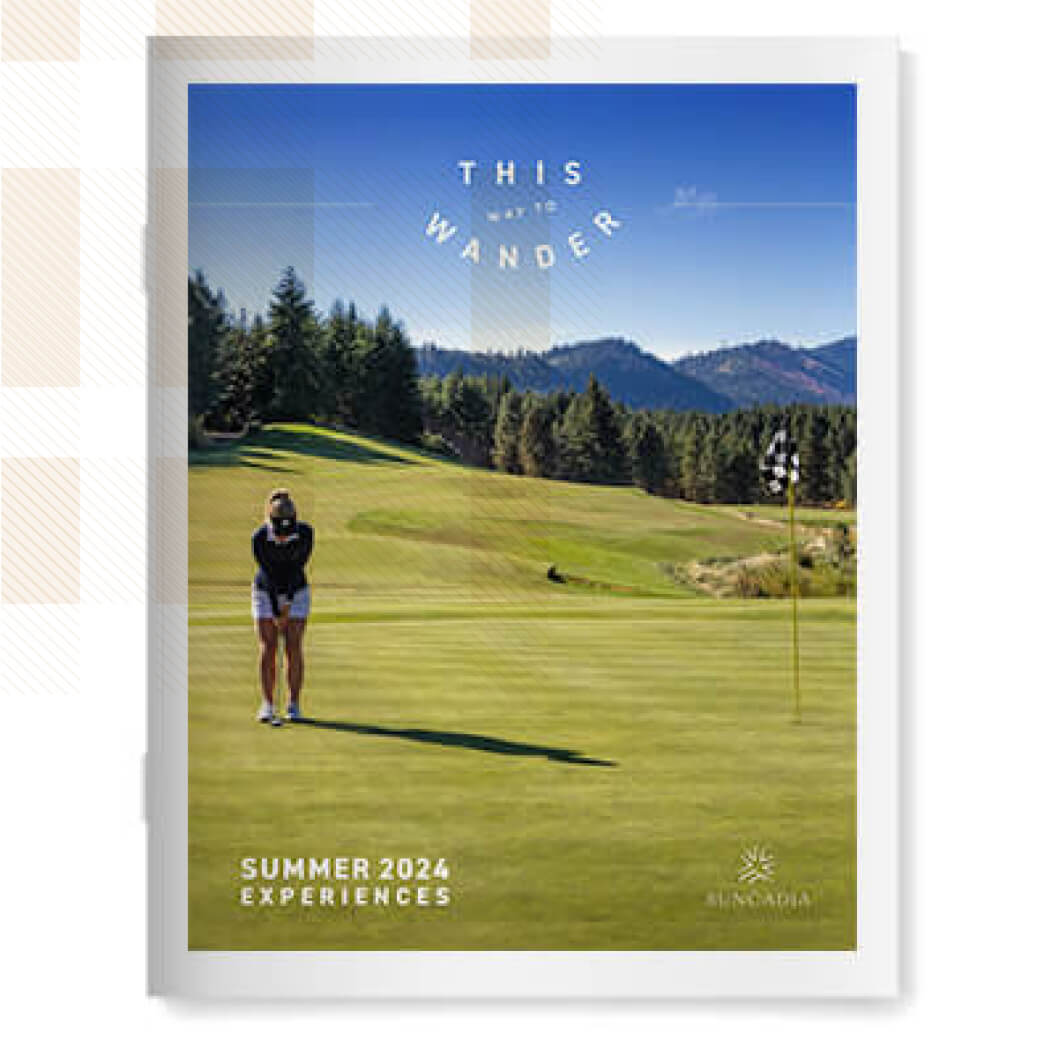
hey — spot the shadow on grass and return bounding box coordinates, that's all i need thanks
[190,426,419,469]
[294,718,617,767]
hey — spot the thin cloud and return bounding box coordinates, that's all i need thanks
[659,184,852,216]
[659,185,719,216]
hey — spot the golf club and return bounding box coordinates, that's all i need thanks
[272,619,284,727]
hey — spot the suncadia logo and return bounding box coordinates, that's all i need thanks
[736,844,776,884]
[705,845,814,913]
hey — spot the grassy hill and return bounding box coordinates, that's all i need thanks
[189,424,856,950]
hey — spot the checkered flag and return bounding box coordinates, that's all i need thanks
[760,428,799,495]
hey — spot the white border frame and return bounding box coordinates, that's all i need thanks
[148,36,898,998]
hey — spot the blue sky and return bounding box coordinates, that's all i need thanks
[189,83,855,359]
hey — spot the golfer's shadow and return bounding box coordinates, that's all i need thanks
[294,718,617,768]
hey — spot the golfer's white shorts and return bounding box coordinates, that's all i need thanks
[251,584,311,621]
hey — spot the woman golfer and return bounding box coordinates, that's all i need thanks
[252,489,313,724]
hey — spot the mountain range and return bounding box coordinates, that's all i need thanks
[415,336,856,412]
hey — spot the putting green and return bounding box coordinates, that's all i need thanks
[189,424,856,950]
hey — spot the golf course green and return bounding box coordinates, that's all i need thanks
[189,423,856,950]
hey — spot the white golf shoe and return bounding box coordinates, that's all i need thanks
[256,702,275,724]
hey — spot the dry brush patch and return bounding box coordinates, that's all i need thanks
[678,527,857,598]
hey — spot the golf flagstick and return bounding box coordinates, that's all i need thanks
[761,425,802,723]
[788,477,801,723]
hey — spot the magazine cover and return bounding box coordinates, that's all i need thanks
[149,36,898,997]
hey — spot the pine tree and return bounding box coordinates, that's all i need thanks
[348,307,424,443]
[519,396,556,477]
[842,449,857,504]
[188,271,227,419]
[713,438,758,503]
[684,423,718,502]
[492,389,524,474]
[557,375,627,482]
[556,394,595,480]
[587,375,627,482]
[210,325,253,431]
[444,371,493,447]
[804,410,832,503]
[680,427,700,500]
[321,299,360,424]
[419,375,445,428]
[266,266,318,421]
[383,313,423,443]
[347,321,377,432]
[249,313,276,420]
[628,415,669,494]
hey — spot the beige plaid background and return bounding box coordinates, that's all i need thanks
[0,1,599,704]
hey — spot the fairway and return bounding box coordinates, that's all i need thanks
[189,424,856,950]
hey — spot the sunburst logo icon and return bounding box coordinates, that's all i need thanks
[737,844,776,884]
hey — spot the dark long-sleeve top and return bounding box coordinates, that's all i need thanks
[252,522,314,600]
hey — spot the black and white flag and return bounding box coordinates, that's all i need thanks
[760,428,800,495]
